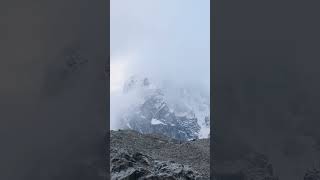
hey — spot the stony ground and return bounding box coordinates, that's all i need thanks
[110,130,210,179]
[109,130,320,180]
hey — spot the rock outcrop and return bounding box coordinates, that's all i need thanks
[115,76,209,141]
[110,130,210,179]
[111,150,205,180]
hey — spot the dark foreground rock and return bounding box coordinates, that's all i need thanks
[110,130,210,179]
[111,150,207,180]
[110,130,283,180]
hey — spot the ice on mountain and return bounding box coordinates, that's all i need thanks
[116,76,210,140]
[151,118,167,125]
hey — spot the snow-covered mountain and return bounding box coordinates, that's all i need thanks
[112,76,210,140]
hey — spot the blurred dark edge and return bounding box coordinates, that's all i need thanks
[213,0,320,180]
[0,0,109,179]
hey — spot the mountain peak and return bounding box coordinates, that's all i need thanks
[123,75,153,93]
[115,76,210,140]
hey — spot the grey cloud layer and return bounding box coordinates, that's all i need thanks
[111,0,210,88]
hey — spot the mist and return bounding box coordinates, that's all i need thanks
[110,0,210,131]
[110,0,210,92]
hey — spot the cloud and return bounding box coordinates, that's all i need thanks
[110,0,210,130]
[111,0,210,90]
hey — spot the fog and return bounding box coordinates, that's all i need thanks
[110,0,210,130]
[110,0,210,93]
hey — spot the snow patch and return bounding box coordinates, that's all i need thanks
[151,118,166,125]
[127,123,132,129]
[198,126,210,139]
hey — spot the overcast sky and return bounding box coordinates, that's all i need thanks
[110,0,210,93]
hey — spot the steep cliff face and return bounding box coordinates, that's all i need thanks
[113,76,209,141]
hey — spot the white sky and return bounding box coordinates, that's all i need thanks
[110,0,210,93]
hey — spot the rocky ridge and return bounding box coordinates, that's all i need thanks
[116,76,209,141]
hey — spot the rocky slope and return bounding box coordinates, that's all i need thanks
[109,130,320,180]
[113,76,209,141]
[110,130,210,179]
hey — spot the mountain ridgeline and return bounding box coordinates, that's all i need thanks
[112,76,210,141]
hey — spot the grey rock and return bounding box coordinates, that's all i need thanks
[111,150,206,180]
[110,130,210,179]
[120,76,202,141]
